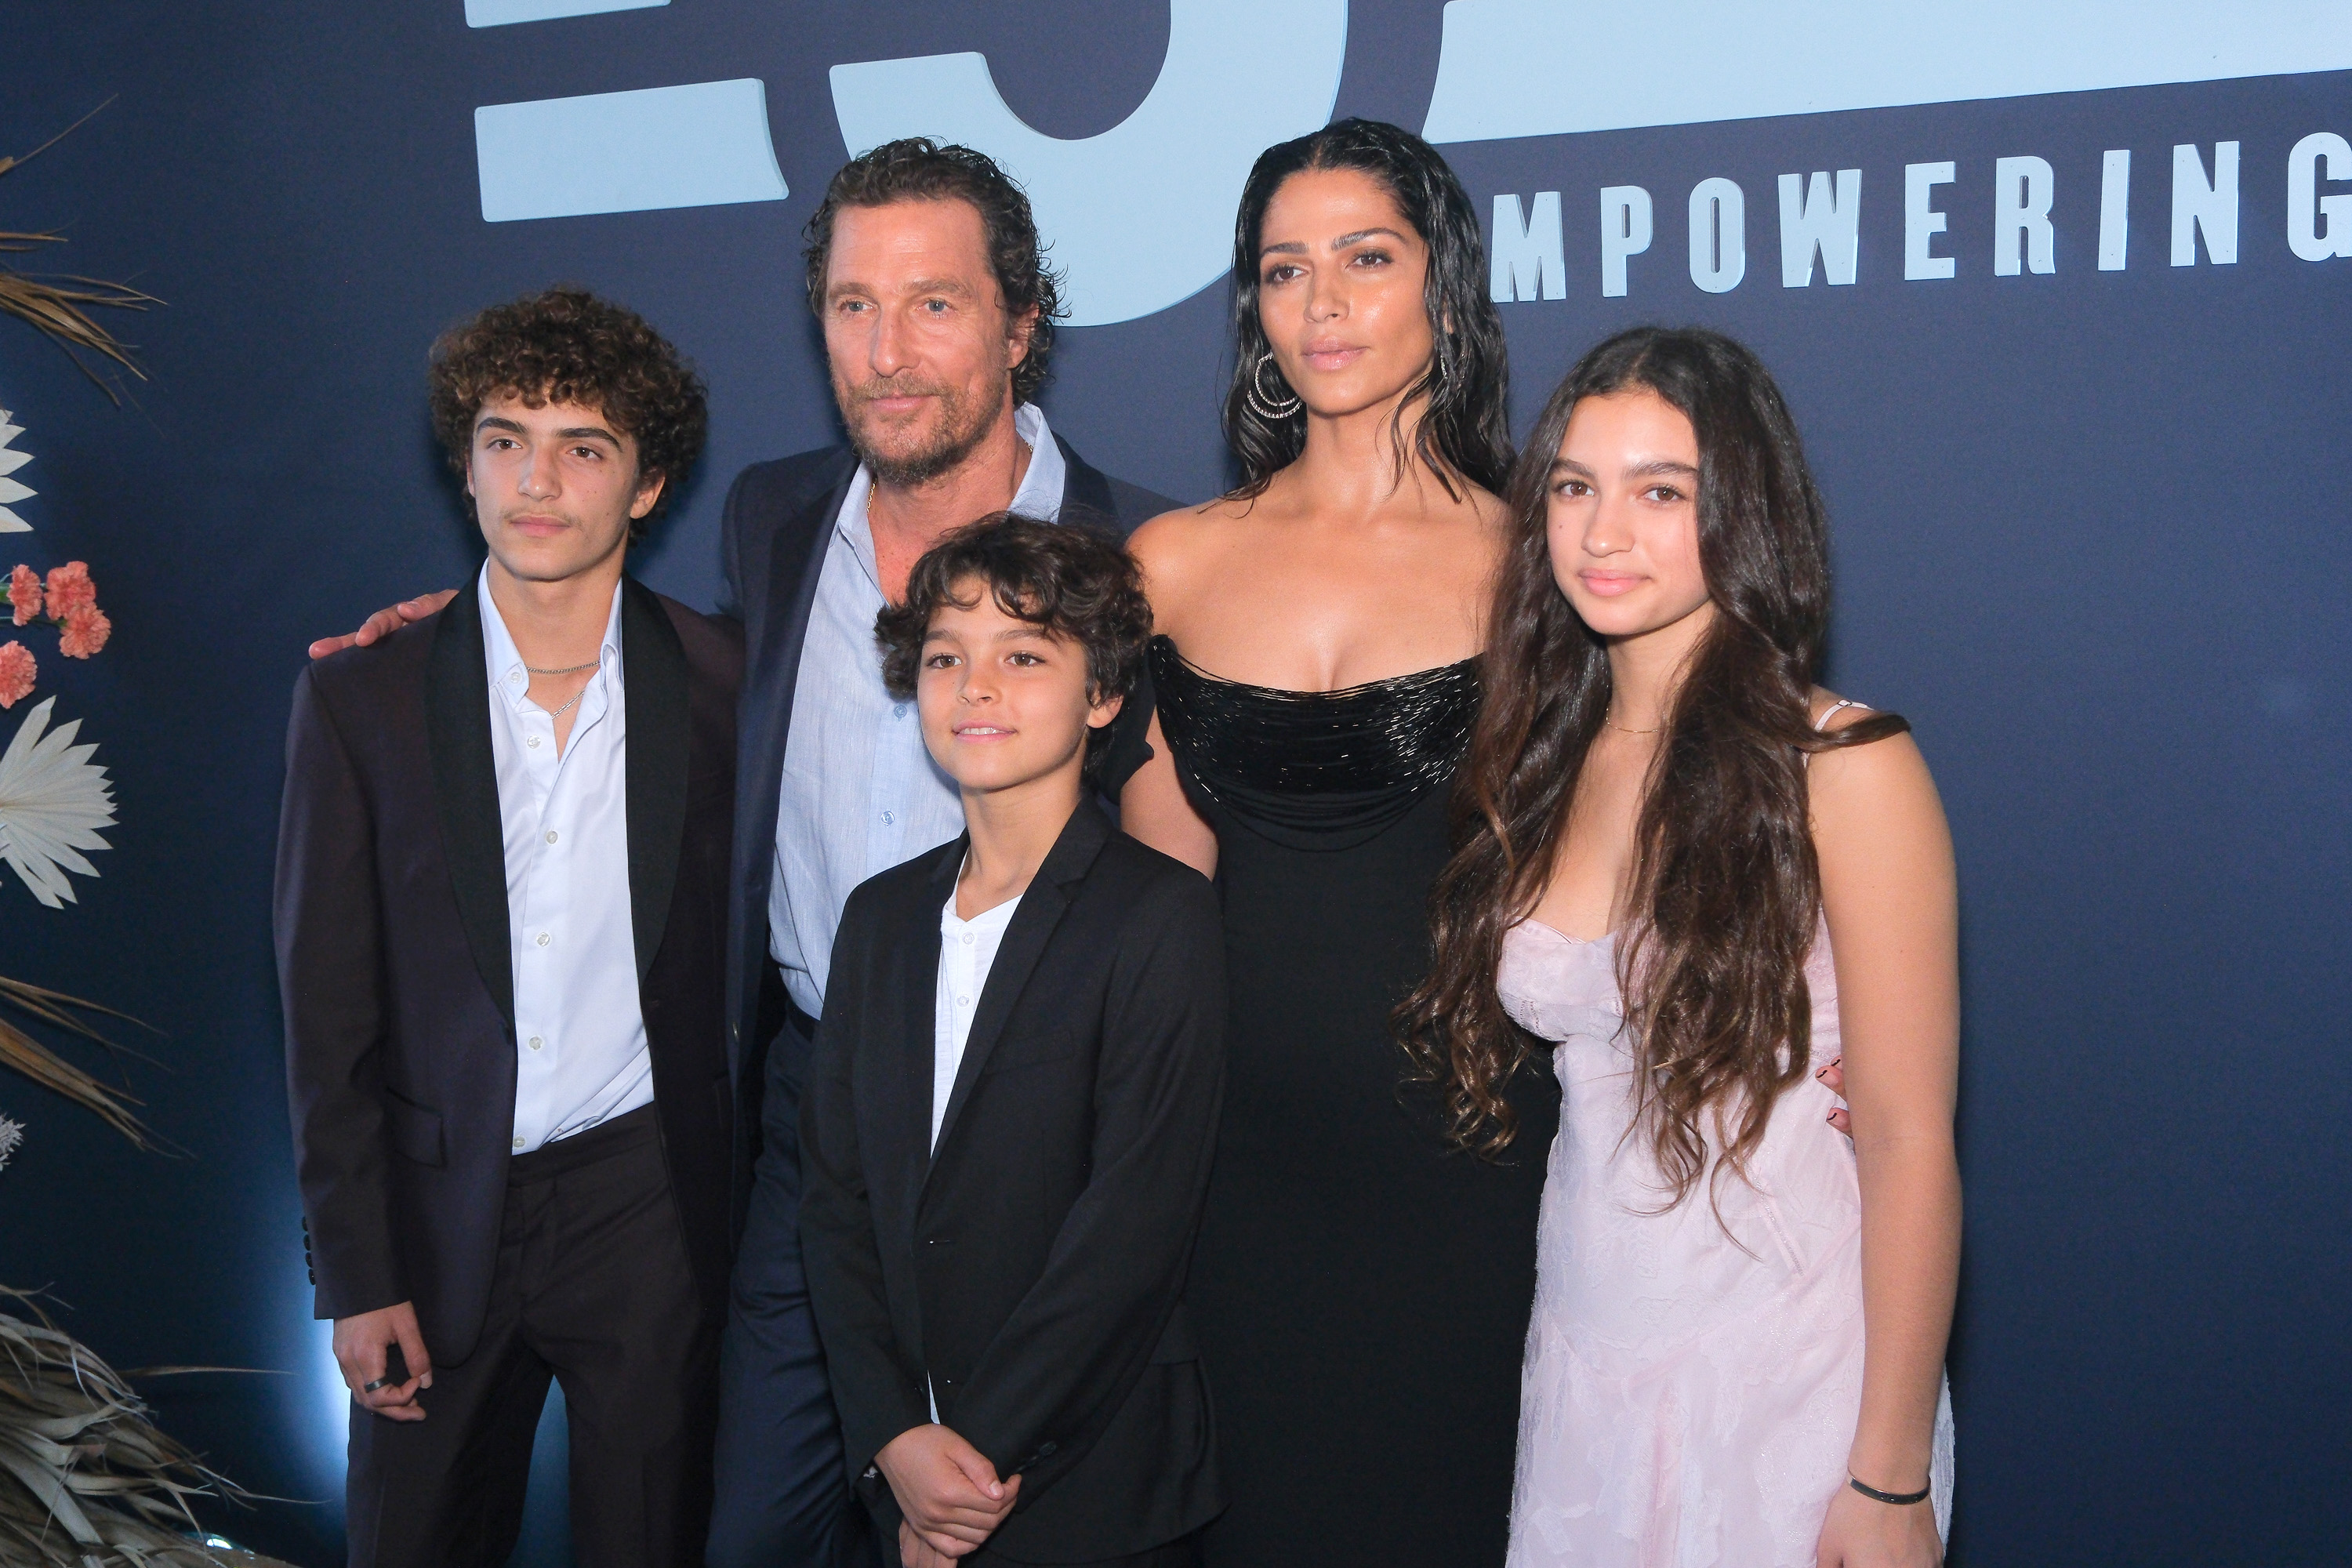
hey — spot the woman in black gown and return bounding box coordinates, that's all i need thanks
[1117,120,1556,1566]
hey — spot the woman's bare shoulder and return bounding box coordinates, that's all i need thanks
[1807,688,1938,820]
[1130,497,1257,604]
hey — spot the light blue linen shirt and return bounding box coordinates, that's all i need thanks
[767,403,1067,1016]
[477,568,654,1152]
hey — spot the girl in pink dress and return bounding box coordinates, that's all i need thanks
[1401,327,1959,1567]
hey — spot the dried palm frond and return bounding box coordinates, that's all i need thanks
[0,975,165,1152]
[0,103,153,399]
[0,1290,302,1567]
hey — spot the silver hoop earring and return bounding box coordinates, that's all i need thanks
[1246,352,1303,421]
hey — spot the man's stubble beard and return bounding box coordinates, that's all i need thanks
[840,374,1009,489]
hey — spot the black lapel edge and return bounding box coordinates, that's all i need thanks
[1054,436,1117,527]
[622,579,691,985]
[925,802,1112,1163]
[728,449,858,1065]
[902,839,967,1185]
[423,585,515,1027]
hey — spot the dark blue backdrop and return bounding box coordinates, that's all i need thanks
[3,5,2346,1564]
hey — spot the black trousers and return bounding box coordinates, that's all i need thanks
[345,1105,720,1568]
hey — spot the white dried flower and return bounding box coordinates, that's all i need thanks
[0,697,116,907]
[0,1114,22,1171]
[0,407,32,532]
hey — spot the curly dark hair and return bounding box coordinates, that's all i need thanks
[803,139,1062,405]
[427,285,708,540]
[875,514,1151,771]
[1225,118,1513,501]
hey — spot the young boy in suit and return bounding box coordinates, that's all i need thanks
[798,514,1225,1567]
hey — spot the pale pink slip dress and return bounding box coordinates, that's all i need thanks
[1498,703,1955,1566]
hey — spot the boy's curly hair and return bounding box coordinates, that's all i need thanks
[875,514,1152,770]
[803,139,1062,405]
[427,286,707,541]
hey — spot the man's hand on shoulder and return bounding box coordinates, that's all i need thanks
[308,590,458,659]
[875,1422,1019,1559]
[332,1300,434,1422]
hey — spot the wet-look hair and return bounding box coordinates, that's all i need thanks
[427,285,707,540]
[1399,326,1909,1214]
[875,514,1152,775]
[1222,118,1513,500]
[803,138,1062,406]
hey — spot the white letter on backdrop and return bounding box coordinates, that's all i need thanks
[2171,141,2240,266]
[2287,132,2352,261]
[1687,178,1745,293]
[1905,162,1957,280]
[1492,192,1567,300]
[1993,155,2056,275]
[2099,150,2130,270]
[1776,169,1860,287]
[1600,185,1653,298]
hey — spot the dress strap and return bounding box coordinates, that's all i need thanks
[1813,697,1869,731]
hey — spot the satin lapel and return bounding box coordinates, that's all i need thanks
[423,586,514,1026]
[926,804,1113,1164]
[621,580,689,985]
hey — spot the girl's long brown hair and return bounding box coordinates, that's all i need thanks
[1398,327,1907,1208]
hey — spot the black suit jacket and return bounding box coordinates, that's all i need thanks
[715,437,1174,1192]
[277,578,741,1363]
[798,802,1226,1560]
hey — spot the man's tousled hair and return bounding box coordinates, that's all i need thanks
[428,285,708,540]
[803,139,1062,405]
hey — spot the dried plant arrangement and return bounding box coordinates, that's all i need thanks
[0,1290,299,1568]
[0,105,154,398]
[0,974,158,1152]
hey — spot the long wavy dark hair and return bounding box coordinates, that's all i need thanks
[1398,327,1907,1208]
[1222,118,1512,499]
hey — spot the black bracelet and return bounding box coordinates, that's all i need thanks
[1849,1473,1933,1506]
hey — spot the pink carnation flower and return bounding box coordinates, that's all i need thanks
[44,561,96,620]
[57,605,111,659]
[7,564,38,626]
[0,640,34,707]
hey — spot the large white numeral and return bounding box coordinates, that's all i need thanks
[829,2,1348,327]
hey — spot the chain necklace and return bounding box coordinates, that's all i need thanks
[524,659,597,720]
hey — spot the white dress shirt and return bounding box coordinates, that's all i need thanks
[768,404,1067,1018]
[931,881,1022,1154]
[479,568,654,1153]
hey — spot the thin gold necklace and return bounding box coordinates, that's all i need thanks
[1606,714,1661,735]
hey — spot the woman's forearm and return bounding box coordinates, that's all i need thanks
[1846,1130,1962,1489]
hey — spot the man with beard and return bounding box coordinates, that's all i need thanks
[310,140,1173,1566]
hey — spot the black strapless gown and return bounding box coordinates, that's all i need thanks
[1139,637,1558,1567]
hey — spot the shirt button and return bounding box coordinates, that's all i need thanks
[544,829,558,844]
[535,932,551,947]
[956,996,970,1007]
[513,1137,525,1149]
[961,932,973,945]
[528,1036,544,1051]
[509,672,522,684]
[881,810,895,826]
[892,703,909,719]
[526,735,542,749]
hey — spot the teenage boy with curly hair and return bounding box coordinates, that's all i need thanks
[278,286,741,1566]
[800,515,1226,1568]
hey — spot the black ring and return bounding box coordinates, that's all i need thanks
[362,1377,389,1393]
[1849,1474,1933,1506]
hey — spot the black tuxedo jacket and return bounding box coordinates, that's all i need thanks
[276,578,740,1363]
[798,802,1226,1560]
[715,437,1174,1171]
